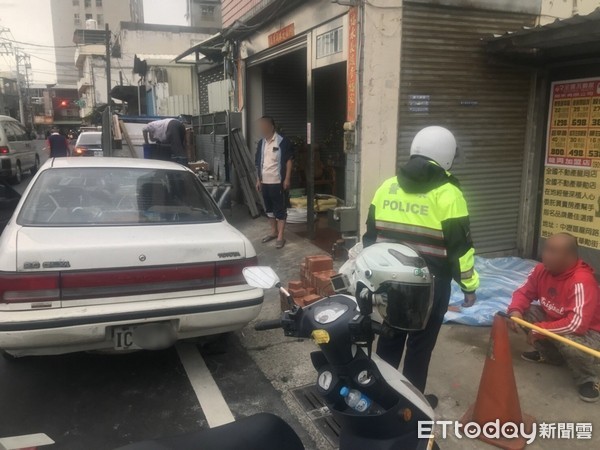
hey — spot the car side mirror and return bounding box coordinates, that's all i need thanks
[243,266,280,289]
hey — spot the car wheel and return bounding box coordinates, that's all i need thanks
[9,161,22,185]
[30,154,40,174]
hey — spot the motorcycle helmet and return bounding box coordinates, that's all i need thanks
[409,126,457,170]
[353,243,434,331]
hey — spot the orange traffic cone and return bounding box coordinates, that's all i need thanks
[460,314,535,450]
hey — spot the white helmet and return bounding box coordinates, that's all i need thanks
[352,243,434,331]
[409,126,457,170]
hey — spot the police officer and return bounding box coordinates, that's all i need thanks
[363,126,480,395]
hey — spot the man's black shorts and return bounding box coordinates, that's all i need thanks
[261,183,287,220]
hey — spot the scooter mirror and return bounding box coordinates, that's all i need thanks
[243,266,280,289]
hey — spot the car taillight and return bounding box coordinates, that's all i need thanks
[0,273,60,303]
[75,147,84,154]
[0,146,9,154]
[216,257,258,287]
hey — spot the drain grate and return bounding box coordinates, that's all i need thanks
[291,384,342,447]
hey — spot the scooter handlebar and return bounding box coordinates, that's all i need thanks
[254,319,283,331]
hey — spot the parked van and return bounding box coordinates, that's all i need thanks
[0,115,41,184]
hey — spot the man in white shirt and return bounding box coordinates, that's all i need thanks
[142,118,187,162]
[255,116,294,249]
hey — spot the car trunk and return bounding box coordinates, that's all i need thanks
[12,222,252,308]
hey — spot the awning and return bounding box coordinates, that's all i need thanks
[486,8,600,65]
[174,33,225,63]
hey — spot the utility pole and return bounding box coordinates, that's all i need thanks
[14,51,25,125]
[105,24,111,105]
[0,27,27,126]
[103,23,112,156]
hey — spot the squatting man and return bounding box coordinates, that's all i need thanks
[507,232,600,403]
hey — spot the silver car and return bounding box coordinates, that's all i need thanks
[0,115,40,184]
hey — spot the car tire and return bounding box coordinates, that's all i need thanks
[9,161,22,185]
[30,154,40,174]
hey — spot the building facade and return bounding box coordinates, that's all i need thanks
[188,0,222,29]
[74,22,211,119]
[0,74,19,119]
[50,0,143,87]
[214,0,533,254]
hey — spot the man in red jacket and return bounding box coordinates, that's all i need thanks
[507,233,600,402]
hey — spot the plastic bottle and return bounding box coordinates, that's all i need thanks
[340,386,372,413]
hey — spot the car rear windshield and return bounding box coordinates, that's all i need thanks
[77,133,101,145]
[18,167,223,226]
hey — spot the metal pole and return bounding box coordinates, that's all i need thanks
[104,24,112,156]
[306,33,315,240]
[15,52,25,125]
[499,312,600,359]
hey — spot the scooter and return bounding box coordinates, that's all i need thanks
[245,265,437,450]
[116,256,437,450]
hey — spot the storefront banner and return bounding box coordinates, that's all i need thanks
[541,77,600,249]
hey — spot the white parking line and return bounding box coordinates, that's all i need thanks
[176,342,235,428]
[0,433,54,450]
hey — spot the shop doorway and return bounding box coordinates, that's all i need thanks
[256,49,348,252]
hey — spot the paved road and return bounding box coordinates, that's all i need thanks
[0,168,317,450]
[0,334,313,449]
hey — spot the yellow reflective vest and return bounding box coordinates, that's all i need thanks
[364,159,479,293]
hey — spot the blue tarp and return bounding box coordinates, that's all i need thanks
[444,257,538,326]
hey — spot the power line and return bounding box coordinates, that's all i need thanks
[0,36,77,49]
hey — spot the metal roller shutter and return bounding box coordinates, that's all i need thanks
[262,49,307,140]
[398,2,535,255]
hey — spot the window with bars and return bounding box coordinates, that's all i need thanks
[201,6,215,17]
[73,0,80,6]
[96,0,103,7]
[316,27,343,59]
[74,13,81,26]
[84,0,91,8]
[85,13,93,20]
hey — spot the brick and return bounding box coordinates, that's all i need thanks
[305,255,333,274]
[305,287,316,296]
[302,294,322,306]
[288,280,303,290]
[288,287,307,299]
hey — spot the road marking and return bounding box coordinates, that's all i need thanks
[0,433,54,450]
[176,342,235,428]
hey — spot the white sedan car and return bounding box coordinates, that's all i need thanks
[0,158,262,357]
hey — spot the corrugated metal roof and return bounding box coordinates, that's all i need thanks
[486,7,600,63]
[488,7,600,42]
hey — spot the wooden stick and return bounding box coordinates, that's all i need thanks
[119,120,137,158]
[498,312,600,359]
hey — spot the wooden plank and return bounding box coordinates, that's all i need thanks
[119,120,138,158]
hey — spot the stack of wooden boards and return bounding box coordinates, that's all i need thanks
[281,255,337,310]
[230,129,264,218]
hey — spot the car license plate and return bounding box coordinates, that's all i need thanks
[93,150,103,157]
[112,325,140,350]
